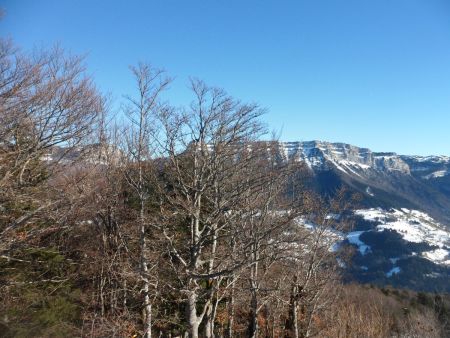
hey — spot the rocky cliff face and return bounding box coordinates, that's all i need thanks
[274,141,450,224]
[278,140,416,174]
[402,155,450,179]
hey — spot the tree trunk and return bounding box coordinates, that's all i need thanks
[205,295,220,338]
[205,309,215,338]
[190,322,199,338]
[293,305,299,338]
[226,281,235,338]
[187,291,200,338]
[248,246,259,338]
[286,281,299,338]
[205,226,218,338]
[288,300,299,338]
[140,196,152,338]
[249,290,259,338]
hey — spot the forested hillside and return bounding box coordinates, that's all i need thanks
[1,39,449,338]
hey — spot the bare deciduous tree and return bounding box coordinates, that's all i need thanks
[0,39,104,251]
[154,79,285,338]
[123,63,170,338]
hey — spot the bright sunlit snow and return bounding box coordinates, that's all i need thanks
[355,208,450,265]
[422,248,450,265]
[347,231,371,255]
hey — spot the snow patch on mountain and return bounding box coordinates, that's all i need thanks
[405,155,450,164]
[295,217,344,252]
[422,248,450,265]
[347,231,371,255]
[365,187,374,196]
[386,266,401,277]
[423,170,449,179]
[355,208,450,265]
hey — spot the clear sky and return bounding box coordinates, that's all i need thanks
[1,0,450,155]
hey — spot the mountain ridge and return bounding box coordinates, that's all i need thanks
[279,140,450,159]
[271,140,450,225]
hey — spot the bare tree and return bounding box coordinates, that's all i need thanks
[154,79,282,338]
[232,143,302,338]
[0,39,104,251]
[280,190,352,338]
[122,63,170,338]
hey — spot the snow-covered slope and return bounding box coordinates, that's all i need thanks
[340,208,450,291]
[355,208,450,265]
[295,207,450,291]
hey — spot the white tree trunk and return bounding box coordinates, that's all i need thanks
[249,258,259,338]
[205,310,214,338]
[140,198,152,338]
[187,291,200,338]
[138,148,151,338]
[226,283,235,338]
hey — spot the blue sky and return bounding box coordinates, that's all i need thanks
[2,0,450,155]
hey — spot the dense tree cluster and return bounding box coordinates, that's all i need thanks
[0,39,447,338]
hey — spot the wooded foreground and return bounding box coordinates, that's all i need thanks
[0,38,449,338]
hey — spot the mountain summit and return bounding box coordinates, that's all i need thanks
[275,141,450,224]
